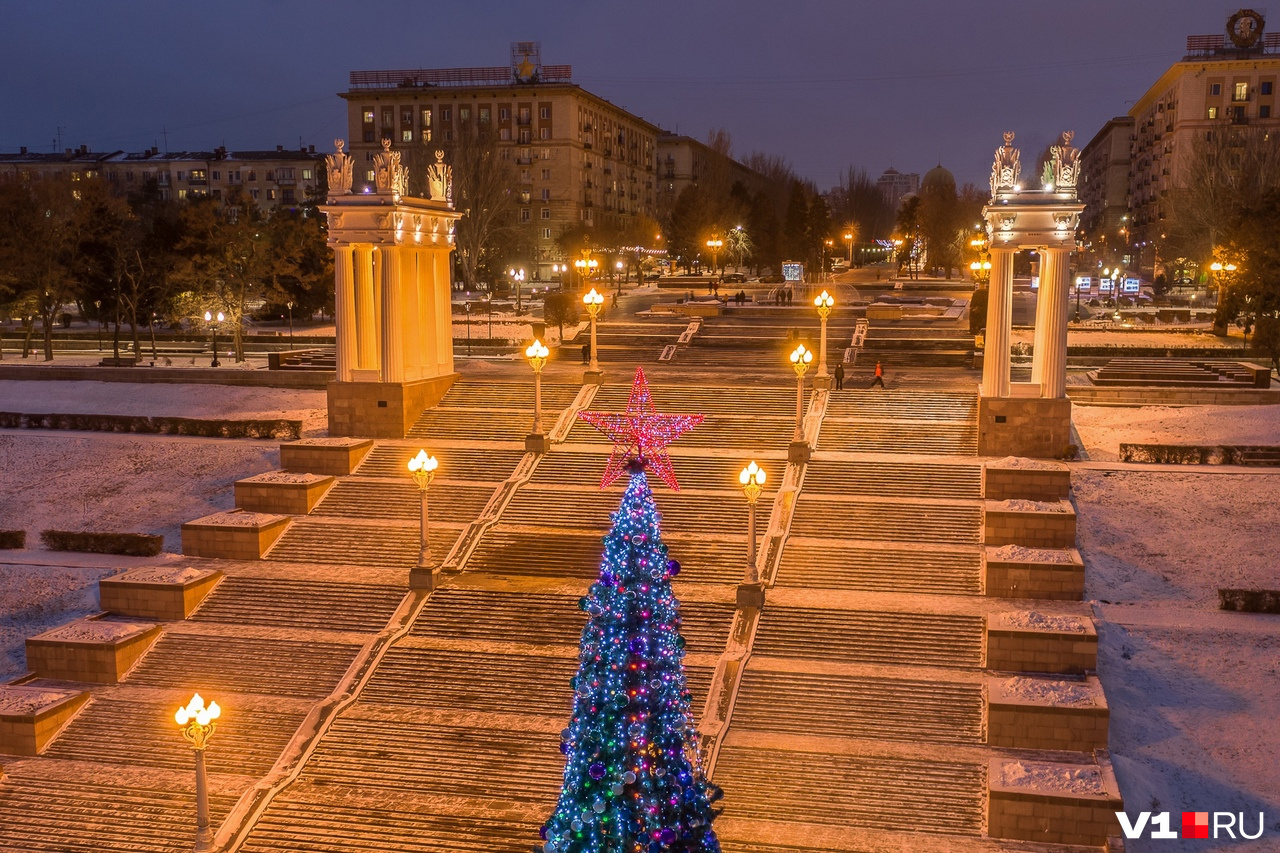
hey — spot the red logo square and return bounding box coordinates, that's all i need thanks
[1182,811,1209,839]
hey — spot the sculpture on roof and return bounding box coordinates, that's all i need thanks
[326,139,353,195]
[426,149,453,207]
[990,131,1021,196]
[373,138,406,197]
[1051,131,1081,193]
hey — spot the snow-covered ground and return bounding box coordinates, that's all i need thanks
[0,560,118,679]
[1073,403,1280,462]
[1013,329,1239,349]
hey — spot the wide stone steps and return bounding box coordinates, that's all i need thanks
[124,633,361,699]
[715,745,984,835]
[298,718,562,804]
[357,646,713,720]
[567,417,795,451]
[502,488,749,534]
[354,446,526,481]
[41,697,302,776]
[239,796,539,853]
[190,577,404,633]
[730,669,984,744]
[856,348,972,367]
[751,607,984,668]
[588,384,798,418]
[411,588,734,656]
[408,408,541,442]
[312,478,496,524]
[777,541,982,595]
[265,518,455,569]
[0,776,239,853]
[818,420,979,455]
[788,496,981,544]
[467,529,747,585]
[436,381,580,411]
[531,451,787,493]
[801,458,982,500]
[824,390,977,420]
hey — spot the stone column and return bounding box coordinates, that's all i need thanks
[1030,255,1049,389]
[981,247,1015,398]
[332,246,357,382]
[379,246,404,383]
[354,246,378,373]
[1036,248,1071,398]
[434,248,455,375]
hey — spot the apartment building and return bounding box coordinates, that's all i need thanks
[1078,116,1134,267]
[653,132,775,213]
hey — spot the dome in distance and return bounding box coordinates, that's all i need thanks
[921,163,956,193]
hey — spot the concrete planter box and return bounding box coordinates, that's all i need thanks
[181,511,290,561]
[280,437,374,476]
[987,675,1109,752]
[985,499,1077,549]
[0,687,91,755]
[234,472,334,515]
[26,618,161,684]
[988,757,1123,847]
[99,566,224,621]
[984,462,1071,501]
[987,611,1097,675]
[985,546,1085,600]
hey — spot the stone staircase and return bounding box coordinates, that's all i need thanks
[820,390,979,455]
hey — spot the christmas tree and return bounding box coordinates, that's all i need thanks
[540,369,722,853]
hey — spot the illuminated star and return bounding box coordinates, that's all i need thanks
[578,367,703,491]
[516,55,536,80]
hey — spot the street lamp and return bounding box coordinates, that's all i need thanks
[574,252,598,290]
[1210,258,1239,335]
[789,344,813,444]
[739,461,767,583]
[94,299,103,352]
[463,302,472,355]
[525,339,549,436]
[582,287,604,375]
[822,239,834,281]
[509,267,526,313]
[615,259,625,296]
[813,290,834,382]
[285,301,294,337]
[705,238,723,278]
[202,310,225,367]
[407,450,438,569]
[175,693,221,853]
[843,232,854,266]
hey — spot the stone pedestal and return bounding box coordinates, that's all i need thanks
[328,374,458,439]
[987,675,1109,751]
[985,546,1085,600]
[280,437,374,476]
[582,369,605,386]
[985,499,1077,549]
[409,565,443,591]
[181,511,290,561]
[736,581,765,610]
[99,566,224,621]
[0,687,90,755]
[978,395,1073,459]
[235,472,335,515]
[26,618,161,684]
[525,433,551,454]
[987,611,1097,674]
[788,441,811,464]
[984,461,1071,501]
[812,375,832,391]
[988,757,1122,847]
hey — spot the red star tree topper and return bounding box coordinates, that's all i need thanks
[577,367,704,490]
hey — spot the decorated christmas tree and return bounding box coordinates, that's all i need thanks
[539,369,722,853]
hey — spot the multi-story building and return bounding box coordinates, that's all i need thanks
[0,145,325,211]
[654,132,775,214]
[1124,10,1280,274]
[1079,116,1134,268]
[876,167,919,210]
[341,50,663,280]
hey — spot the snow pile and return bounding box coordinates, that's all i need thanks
[991,499,1068,512]
[1002,676,1100,708]
[998,760,1106,796]
[292,437,367,447]
[989,545,1076,564]
[990,456,1062,469]
[1003,611,1087,633]
[118,566,210,585]
[39,619,152,643]
[240,471,327,484]
[0,687,78,716]
[188,511,281,527]
[1072,403,1280,462]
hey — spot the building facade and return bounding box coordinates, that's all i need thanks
[341,59,663,281]
[1078,116,1134,268]
[0,145,325,211]
[654,132,775,214]
[876,168,919,210]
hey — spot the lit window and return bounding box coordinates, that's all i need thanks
[366,169,375,181]
[542,228,552,239]
[268,188,277,200]
[421,129,432,142]
[362,108,374,124]
[402,130,413,142]
[541,148,550,160]
[302,169,312,180]
[1208,106,1219,119]
[177,189,188,199]
[1234,82,1249,101]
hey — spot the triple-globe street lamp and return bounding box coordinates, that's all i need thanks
[509,267,526,313]
[582,287,604,375]
[739,461,767,583]
[407,450,439,569]
[813,290,834,381]
[705,238,723,279]
[525,339,549,436]
[789,344,813,444]
[174,693,221,852]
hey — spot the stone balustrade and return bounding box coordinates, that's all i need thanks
[25,618,162,684]
[279,437,374,476]
[0,687,90,755]
[181,510,290,561]
[987,675,1109,751]
[987,610,1097,674]
[987,756,1123,846]
[98,565,224,621]
[984,460,1071,501]
[985,545,1085,600]
[985,499,1077,549]
[234,471,335,515]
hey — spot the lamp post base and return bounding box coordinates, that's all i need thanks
[736,581,765,610]
[525,432,551,454]
[409,564,442,591]
[582,369,605,385]
[812,374,832,390]
[788,440,812,464]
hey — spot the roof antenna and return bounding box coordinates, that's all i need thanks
[162,126,169,153]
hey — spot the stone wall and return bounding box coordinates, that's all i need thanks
[987,676,1110,752]
[985,501,1077,549]
[280,438,374,476]
[987,613,1097,675]
[327,375,457,438]
[99,567,223,621]
[25,621,161,684]
[234,473,334,515]
[181,512,289,560]
[0,689,90,756]
[978,396,1073,459]
[984,465,1071,501]
[985,551,1085,600]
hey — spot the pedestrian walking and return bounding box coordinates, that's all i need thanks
[582,342,591,364]
[870,360,885,389]
[834,362,845,391]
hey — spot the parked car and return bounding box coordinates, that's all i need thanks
[722,272,747,283]
[644,272,663,281]
[760,273,785,283]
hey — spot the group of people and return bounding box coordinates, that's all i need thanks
[831,361,885,391]
[771,289,794,306]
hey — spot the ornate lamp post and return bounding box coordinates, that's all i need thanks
[202,310,224,367]
[970,260,992,287]
[823,239,834,281]
[94,299,103,352]
[509,267,526,313]
[407,450,438,572]
[739,461,767,582]
[285,301,294,337]
[582,287,604,380]
[788,344,813,461]
[615,259,625,296]
[175,693,221,852]
[843,231,854,266]
[813,290,834,388]
[463,302,472,355]
[705,238,723,279]
[1210,258,1238,335]
[574,252,598,291]
[525,339,549,451]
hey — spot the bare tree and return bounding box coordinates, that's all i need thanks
[439,127,519,291]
